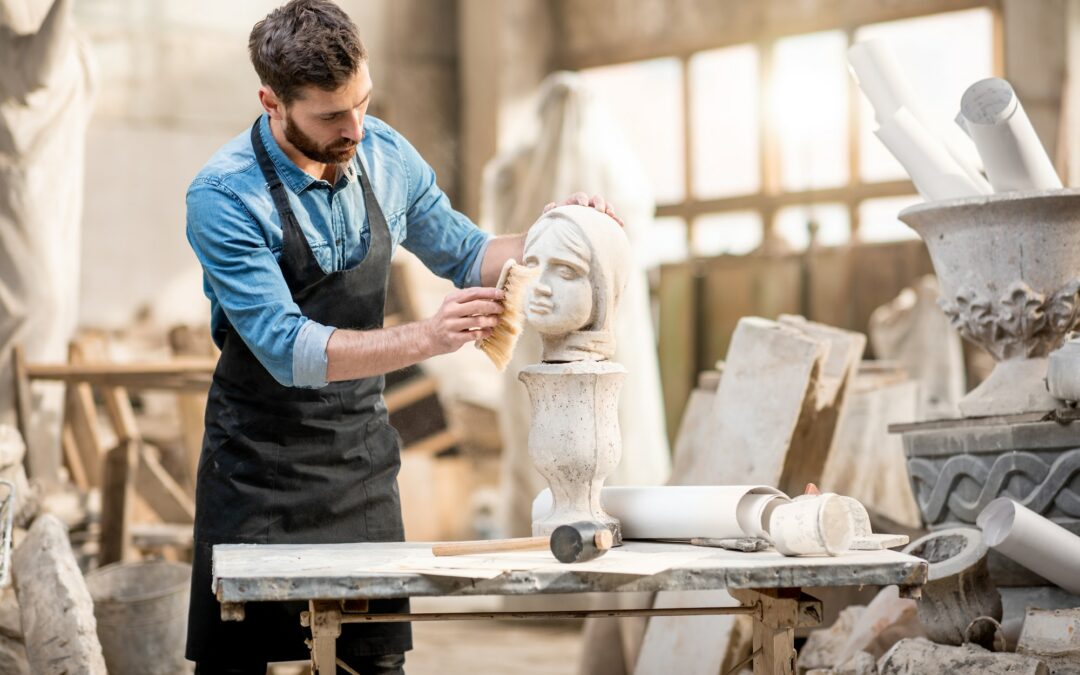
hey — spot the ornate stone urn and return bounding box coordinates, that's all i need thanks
[899,189,1080,417]
[518,205,631,544]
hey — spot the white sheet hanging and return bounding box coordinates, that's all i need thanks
[482,72,671,537]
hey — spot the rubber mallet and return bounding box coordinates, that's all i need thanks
[431,521,614,563]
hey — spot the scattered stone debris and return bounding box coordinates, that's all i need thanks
[879,638,1049,674]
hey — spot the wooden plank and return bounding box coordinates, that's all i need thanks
[65,343,106,487]
[656,262,698,444]
[60,421,89,490]
[99,438,138,565]
[167,327,212,487]
[384,377,439,412]
[135,445,195,524]
[401,428,459,457]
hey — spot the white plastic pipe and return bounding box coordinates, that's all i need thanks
[875,108,990,200]
[848,39,986,184]
[531,485,786,540]
[959,77,1063,192]
[532,486,855,556]
[977,498,1080,595]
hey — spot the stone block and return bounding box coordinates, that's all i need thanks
[13,514,106,674]
[1016,608,1080,673]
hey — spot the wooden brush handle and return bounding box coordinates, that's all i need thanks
[432,537,548,556]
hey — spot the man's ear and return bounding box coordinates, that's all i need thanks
[258,85,285,120]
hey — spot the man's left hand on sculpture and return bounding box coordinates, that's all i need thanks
[543,192,625,228]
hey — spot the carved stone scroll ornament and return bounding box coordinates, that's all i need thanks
[939,280,1080,361]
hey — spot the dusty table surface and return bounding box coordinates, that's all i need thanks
[213,541,927,604]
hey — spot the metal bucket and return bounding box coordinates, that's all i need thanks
[85,560,191,675]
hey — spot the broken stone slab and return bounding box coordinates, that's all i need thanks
[1016,608,1080,673]
[902,527,1002,645]
[878,638,1049,674]
[13,514,106,674]
[1000,586,1080,650]
[800,585,923,671]
[806,651,878,675]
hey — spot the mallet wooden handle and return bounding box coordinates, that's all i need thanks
[432,537,549,557]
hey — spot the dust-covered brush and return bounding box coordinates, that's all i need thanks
[476,259,536,371]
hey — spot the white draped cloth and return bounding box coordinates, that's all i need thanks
[0,0,95,480]
[482,72,671,537]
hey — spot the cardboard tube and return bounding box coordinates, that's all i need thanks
[977,498,1080,595]
[849,39,986,183]
[959,78,1063,192]
[875,108,990,200]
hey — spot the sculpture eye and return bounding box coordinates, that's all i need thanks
[556,264,579,280]
[524,256,539,268]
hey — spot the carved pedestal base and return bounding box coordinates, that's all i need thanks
[520,361,626,544]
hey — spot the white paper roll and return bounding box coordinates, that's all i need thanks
[875,108,990,201]
[960,78,1063,193]
[531,485,787,540]
[849,39,986,182]
[977,498,1080,595]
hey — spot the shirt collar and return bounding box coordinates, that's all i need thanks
[258,114,359,194]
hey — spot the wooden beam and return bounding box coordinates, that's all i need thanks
[64,343,106,487]
[655,179,915,221]
[26,359,216,392]
[384,377,439,412]
[556,0,990,70]
[136,445,195,524]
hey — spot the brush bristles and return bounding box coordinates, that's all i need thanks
[478,263,536,371]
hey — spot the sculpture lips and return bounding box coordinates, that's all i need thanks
[528,301,554,314]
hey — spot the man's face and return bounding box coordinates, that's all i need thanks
[280,62,373,165]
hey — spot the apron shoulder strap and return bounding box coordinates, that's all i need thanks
[250,119,296,219]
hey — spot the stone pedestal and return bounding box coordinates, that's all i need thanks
[520,360,626,544]
[895,415,1080,585]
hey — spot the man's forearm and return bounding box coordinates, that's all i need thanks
[325,321,435,382]
[479,234,526,287]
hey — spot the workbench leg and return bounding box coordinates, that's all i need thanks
[730,588,822,675]
[305,600,342,674]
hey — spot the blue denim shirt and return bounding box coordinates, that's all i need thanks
[186,114,491,388]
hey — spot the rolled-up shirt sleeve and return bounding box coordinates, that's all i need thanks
[395,133,492,288]
[186,179,331,388]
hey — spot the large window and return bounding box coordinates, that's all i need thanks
[579,8,996,268]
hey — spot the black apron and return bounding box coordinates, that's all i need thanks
[186,120,411,665]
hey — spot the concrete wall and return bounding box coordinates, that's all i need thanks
[74,0,458,329]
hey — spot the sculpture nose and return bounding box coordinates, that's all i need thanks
[534,280,552,296]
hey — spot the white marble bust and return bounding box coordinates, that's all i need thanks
[522,205,631,362]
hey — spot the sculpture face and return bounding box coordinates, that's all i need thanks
[523,222,594,335]
[522,205,631,362]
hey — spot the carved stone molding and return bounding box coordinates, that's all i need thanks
[938,280,1080,361]
[908,448,1080,525]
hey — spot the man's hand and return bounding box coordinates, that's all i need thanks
[543,191,625,228]
[423,287,505,355]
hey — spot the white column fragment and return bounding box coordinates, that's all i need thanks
[977,498,1080,596]
[959,77,1063,193]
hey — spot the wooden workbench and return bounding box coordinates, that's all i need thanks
[213,541,927,674]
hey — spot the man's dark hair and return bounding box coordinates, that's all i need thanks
[248,0,366,104]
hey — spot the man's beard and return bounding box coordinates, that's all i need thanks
[283,113,357,164]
